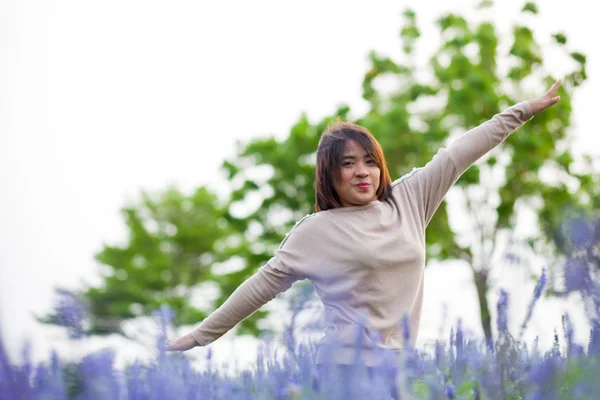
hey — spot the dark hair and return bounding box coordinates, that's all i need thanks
[314,120,392,212]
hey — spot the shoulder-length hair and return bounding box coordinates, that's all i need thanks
[314,120,392,212]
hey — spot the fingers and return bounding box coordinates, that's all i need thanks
[541,94,560,113]
[165,335,197,351]
[545,79,562,98]
[166,338,183,351]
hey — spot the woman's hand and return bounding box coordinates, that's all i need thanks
[166,332,199,351]
[528,79,562,115]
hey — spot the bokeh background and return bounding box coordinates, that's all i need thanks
[1,0,599,371]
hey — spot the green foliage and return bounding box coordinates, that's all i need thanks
[412,379,430,397]
[522,2,538,14]
[92,186,230,333]
[400,9,420,54]
[552,32,567,45]
[43,186,243,336]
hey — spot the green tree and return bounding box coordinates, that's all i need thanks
[222,2,594,341]
[40,186,271,337]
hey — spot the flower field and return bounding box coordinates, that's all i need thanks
[2,264,600,400]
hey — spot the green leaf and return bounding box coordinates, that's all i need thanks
[570,52,587,65]
[552,32,567,45]
[522,2,538,14]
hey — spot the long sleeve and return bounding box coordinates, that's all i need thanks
[190,214,323,346]
[404,101,533,226]
[191,256,301,345]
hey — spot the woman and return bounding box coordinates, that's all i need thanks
[167,81,561,366]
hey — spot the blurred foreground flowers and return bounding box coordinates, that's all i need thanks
[2,219,600,399]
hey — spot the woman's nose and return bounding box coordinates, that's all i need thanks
[355,165,369,177]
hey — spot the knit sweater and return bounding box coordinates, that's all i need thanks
[191,101,533,365]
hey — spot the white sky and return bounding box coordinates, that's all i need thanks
[1,0,599,368]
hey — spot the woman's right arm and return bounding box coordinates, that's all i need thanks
[167,214,319,351]
[166,256,301,351]
[191,258,301,346]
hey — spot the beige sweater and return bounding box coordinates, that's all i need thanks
[191,102,533,365]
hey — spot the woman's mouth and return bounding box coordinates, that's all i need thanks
[356,183,370,190]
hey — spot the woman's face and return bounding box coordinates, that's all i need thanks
[333,139,380,207]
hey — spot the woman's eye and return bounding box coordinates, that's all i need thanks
[342,162,353,166]
[366,159,375,164]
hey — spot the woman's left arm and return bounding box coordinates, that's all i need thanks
[406,80,561,226]
[447,80,561,174]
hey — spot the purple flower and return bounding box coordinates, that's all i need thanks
[154,304,175,354]
[0,339,35,400]
[10,284,600,399]
[503,252,521,266]
[519,269,547,339]
[528,356,561,400]
[589,322,600,357]
[564,216,595,249]
[401,313,411,343]
[79,349,121,400]
[562,314,575,357]
[154,304,175,328]
[496,289,509,333]
[434,340,446,370]
[54,289,88,339]
[455,319,464,352]
[445,383,456,399]
[147,363,186,400]
[533,268,547,300]
[33,358,67,400]
[563,258,591,292]
[126,361,150,400]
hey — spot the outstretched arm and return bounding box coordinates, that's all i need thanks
[403,80,561,226]
[446,80,561,174]
[166,258,301,351]
[166,214,320,352]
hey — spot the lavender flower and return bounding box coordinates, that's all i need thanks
[33,360,67,400]
[563,258,591,292]
[534,268,547,300]
[154,304,175,355]
[496,289,509,333]
[401,313,411,344]
[0,338,34,400]
[589,322,600,357]
[79,349,121,400]
[445,383,456,399]
[154,304,175,328]
[3,284,600,399]
[528,356,561,400]
[54,289,88,339]
[519,269,547,340]
[562,314,575,358]
[564,216,595,249]
[147,362,186,400]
